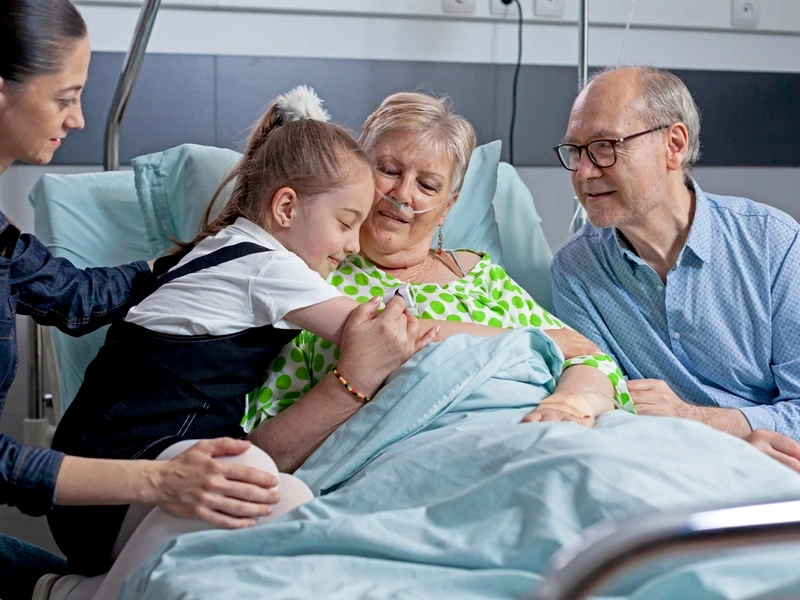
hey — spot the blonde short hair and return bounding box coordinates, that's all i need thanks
[359,92,477,194]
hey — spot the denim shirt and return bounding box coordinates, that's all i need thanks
[0,210,155,516]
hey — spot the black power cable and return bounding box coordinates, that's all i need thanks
[502,0,523,165]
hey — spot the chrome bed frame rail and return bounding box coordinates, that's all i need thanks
[533,500,800,600]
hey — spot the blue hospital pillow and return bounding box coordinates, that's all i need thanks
[133,144,240,256]
[29,170,152,411]
[133,142,505,262]
[434,140,503,264]
[493,162,553,311]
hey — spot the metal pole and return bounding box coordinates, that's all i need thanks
[533,500,800,600]
[578,0,589,88]
[28,319,43,420]
[103,0,162,171]
[571,0,589,234]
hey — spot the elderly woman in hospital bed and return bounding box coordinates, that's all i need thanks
[243,91,634,471]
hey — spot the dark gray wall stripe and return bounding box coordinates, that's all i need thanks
[50,52,800,167]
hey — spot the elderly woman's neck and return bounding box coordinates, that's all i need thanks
[360,243,437,281]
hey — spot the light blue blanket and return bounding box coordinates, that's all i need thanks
[121,329,800,600]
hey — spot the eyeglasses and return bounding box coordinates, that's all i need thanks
[553,125,670,171]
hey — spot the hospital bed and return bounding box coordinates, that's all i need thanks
[23,0,800,598]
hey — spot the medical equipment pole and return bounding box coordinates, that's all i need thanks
[578,0,589,88]
[532,499,800,600]
[103,0,162,171]
[570,0,589,234]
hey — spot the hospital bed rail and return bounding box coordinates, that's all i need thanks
[104,0,162,171]
[532,499,800,600]
[25,0,163,446]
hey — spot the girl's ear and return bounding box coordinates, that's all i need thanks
[270,187,298,227]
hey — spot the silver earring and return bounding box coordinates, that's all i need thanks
[437,227,443,256]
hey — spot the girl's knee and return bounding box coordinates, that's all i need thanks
[156,439,279,479]
[215,442,279,478]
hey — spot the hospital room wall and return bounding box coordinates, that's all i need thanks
[2,0,800,553]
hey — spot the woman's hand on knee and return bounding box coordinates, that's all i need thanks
[152,438,280,528]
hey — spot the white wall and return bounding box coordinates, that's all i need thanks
[3,0,800,552]
[75,0,800,71]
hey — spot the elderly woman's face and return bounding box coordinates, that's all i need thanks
[360,131,456,258]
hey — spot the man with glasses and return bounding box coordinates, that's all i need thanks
[550,66,800,471]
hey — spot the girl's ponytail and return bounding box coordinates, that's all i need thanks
[179,85,367,251]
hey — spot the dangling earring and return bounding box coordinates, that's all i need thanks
[437,227,443,256]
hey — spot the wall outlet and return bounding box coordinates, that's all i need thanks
[489,0,519,17]
[443,0,476,14]
[731,0,760,27]
[534,0,565,18]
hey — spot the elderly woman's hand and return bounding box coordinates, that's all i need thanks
[336,296,438,398]
[543,328,602,359]
[522,394,596,427]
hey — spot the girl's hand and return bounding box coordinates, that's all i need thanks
[336,296,437,397]
[522,393,596,427]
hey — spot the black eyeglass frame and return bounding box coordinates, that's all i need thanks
[553,124,670,171]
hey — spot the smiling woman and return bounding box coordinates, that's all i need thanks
[0,1,89,169]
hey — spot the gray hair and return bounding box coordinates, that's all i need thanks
[359,92,477,194]
[588,66,702,171]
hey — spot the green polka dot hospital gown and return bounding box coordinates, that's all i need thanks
[242,251,633,432]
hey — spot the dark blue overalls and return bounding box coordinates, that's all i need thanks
[49,242,298,574]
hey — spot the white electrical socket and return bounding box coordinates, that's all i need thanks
[442,0,476,13]
[534,0,565,18]
[731,0,760,27]
[489,0,519,17]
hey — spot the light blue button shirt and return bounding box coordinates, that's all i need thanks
[551,181,800,439]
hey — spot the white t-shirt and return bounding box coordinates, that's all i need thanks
[126,218,341,335]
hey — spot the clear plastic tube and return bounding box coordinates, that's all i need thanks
[377,190,451,215]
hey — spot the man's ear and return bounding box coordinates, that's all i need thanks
[270,187,299,228]
[665,122,689,172]
[438,192,459,227]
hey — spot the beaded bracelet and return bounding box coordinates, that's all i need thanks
[332,366,370,403]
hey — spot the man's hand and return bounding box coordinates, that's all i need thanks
[629,379,752,436]
[744,429,800,473]
[628,379,698,419]
[543,328,602,360]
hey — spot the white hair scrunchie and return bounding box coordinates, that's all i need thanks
[275,85,330,123]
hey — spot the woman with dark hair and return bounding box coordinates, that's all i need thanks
[0,2,288,598]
